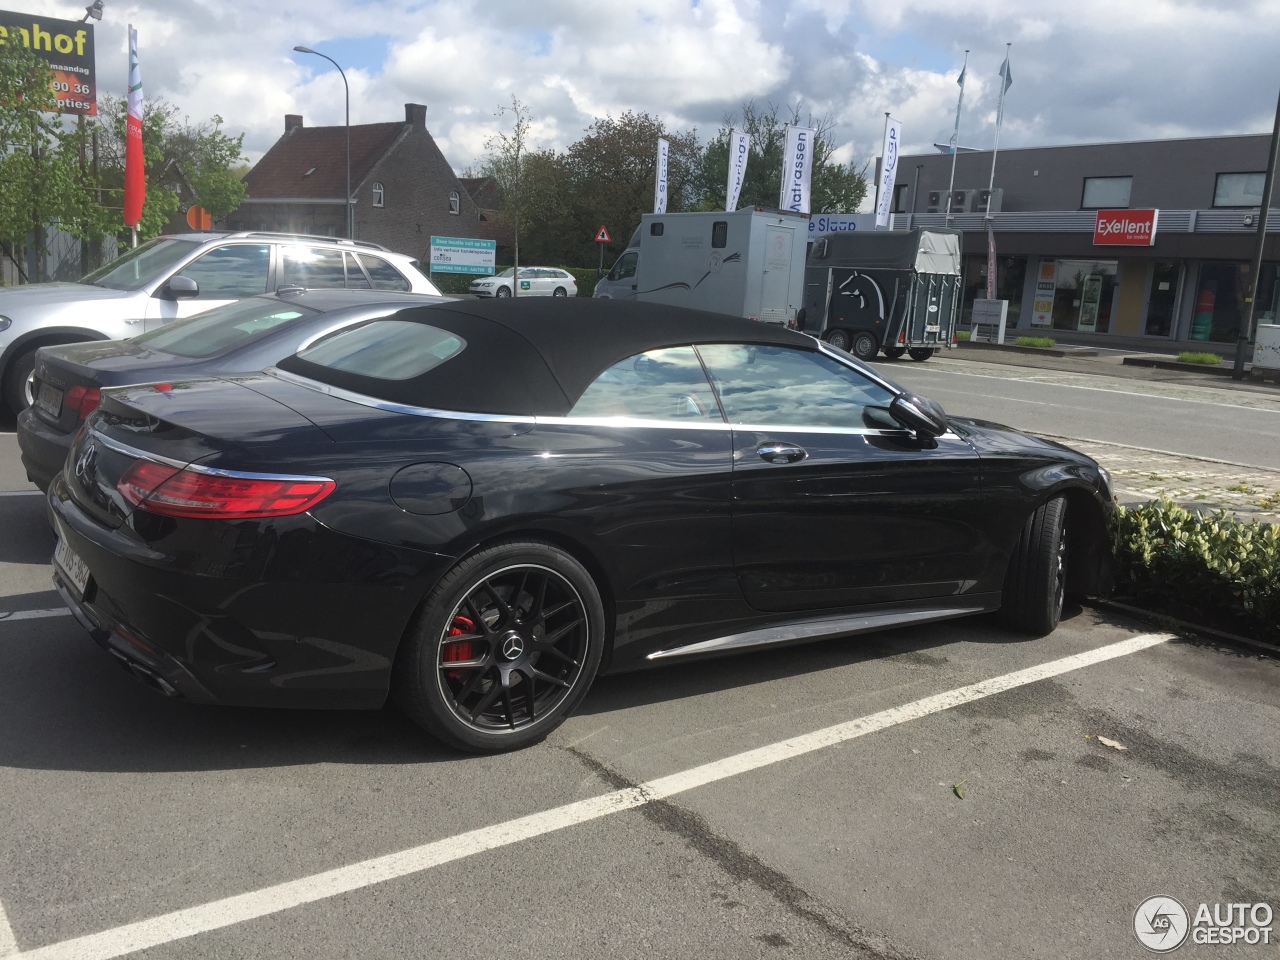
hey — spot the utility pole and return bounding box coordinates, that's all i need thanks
[1232,84,1280,380]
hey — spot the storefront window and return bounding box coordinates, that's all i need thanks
[1190,261,1280,343]
[960,255,1026,327]
[1051,260,1117,333]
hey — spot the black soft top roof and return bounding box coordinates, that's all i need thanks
[276,297,816,416]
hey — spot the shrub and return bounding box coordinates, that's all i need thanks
[956,330,971,341]
[1111,498,1280,641]
[1015,336,1055,348]
[1176,351,1223,365]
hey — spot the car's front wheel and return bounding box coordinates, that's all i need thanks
[999,497,1068,636]
[394,540,605,752]
[495,286,512,298]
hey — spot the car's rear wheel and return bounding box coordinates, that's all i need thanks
[495,286,512,298]
[908,347,935,362]
[553,287,568,297]
[999,497,1068,636]
[3,348,38,414]
[851,331,879,361]
[824,329,851,351]
[394,540,605,752]
[882,346,906,360]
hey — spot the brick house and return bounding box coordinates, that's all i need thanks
[227,103,488,259]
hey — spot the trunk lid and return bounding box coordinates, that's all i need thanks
[65,376,331,529]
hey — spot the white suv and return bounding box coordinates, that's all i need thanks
[0,232,440,413]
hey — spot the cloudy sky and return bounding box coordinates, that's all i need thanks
[11,0,1280,183]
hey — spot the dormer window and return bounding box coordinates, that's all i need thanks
[373,182,385,208]
[449,190,460,215]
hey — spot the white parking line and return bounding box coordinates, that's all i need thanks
[7,631,1175,960]
[0,609,71,623]
[0,899,17,958]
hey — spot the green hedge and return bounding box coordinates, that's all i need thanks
[426,268,602,298]
[1111,498,1279,641]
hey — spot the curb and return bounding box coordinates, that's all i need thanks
[1120,356,1243,377]
[1083,597,1280,657]
[959,341,1098,358]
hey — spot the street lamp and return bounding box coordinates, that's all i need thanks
[82,1,103,20]
[293,45,351,239]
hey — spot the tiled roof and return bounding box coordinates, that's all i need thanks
[244,122,406,200]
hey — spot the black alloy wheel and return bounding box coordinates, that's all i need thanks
[852,331,879,361]
[908,347,935,362]
[553,287,568,297]
[825,329,851,352]
[495,286,512,298]
[882,346,906,360]
[394,541,605,752]
[999,496,1068,636]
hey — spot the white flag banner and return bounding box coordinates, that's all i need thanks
[875,115,903,227]
[778,125,815,215]
[724,129,750,212]
[654,137,669,214]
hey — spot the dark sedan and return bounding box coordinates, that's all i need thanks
[17,288,450,491]
[48,298,1114,752]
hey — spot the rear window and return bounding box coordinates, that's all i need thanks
[296,319,464,380]
[130,298,319,358]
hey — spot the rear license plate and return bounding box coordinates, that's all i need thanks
[36,381,64,417]
[53,537,91,599]
[925,324,941,334]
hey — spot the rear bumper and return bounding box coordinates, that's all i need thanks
[48,474,453,710]
[16,407,72,493]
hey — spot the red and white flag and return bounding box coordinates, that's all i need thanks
[122,26,145,229]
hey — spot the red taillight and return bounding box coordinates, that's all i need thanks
[897,328,906,345]
[117,460,335,519]
[65,385,101,421]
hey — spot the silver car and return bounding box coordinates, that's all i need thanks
[0,231,440,413]
[469,267,578,298]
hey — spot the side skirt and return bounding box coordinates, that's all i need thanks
[645,603,991,662]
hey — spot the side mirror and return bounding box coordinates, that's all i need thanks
[889,392,948,438]
[161,275,199,300]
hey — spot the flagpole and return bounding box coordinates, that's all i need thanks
[987,43,1012,201]
[946,49,969,225]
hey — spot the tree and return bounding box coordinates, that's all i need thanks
[0,44,110,280]
[694,101,868,214]
[483,96,532,278]
[93,95,248,240]
[564,111,700,264]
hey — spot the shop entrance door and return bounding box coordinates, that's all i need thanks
[1144,262,1180,337]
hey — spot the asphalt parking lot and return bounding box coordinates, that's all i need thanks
[1,429,1277,960]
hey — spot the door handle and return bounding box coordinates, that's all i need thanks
[757,443,807,464]
[124,318,143,325]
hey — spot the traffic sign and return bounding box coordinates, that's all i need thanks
[185,205,212,230]
[594,225,611,243]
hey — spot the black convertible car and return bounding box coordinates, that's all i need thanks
[49,298,1114,752]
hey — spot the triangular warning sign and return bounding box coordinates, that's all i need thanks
[594,225,611,243]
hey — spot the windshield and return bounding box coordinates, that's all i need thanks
[80,238,200,291]
[129,298,319,358]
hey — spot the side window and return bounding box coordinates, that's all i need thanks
[357,254,411,291]
[608,252,638,282]
[449,190,460,214]
[372,182,385,208]
[176,244,270,299]
[711,221,728,248]
[281,246,346,289]
[344,252,371,289]
[695,344,896,428]
[569,346,721,422]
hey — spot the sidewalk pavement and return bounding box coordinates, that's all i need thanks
[946,342,1280,396]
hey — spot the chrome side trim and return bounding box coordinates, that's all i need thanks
[265,367,538,424]
[87,427,333,484]
[535,414,730,432]
[645,605,985,661]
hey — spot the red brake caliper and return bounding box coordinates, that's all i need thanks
[443,615,476,679]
